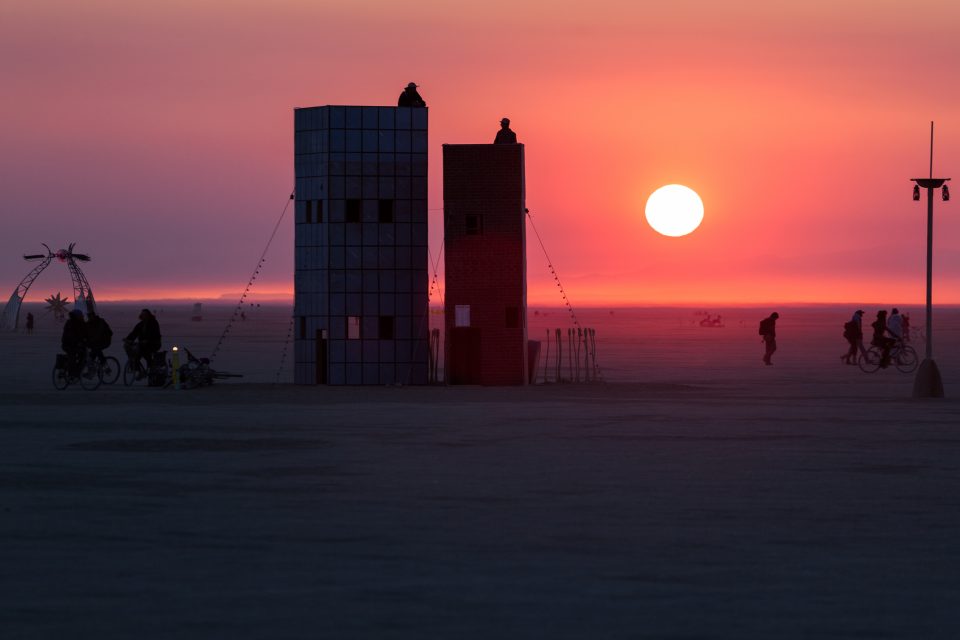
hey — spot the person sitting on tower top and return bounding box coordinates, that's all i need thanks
[397,82,426,107]
[494,117,518,144]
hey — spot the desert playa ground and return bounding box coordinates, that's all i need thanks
[1,304,959,638]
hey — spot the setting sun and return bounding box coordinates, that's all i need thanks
[645,185,704,237]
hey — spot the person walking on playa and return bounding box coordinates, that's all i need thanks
[841,309,866,365]
[25,312,34,334]
[759,312,779,365]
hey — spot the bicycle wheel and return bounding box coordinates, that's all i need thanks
[858,347,882,373]
[123,360,138,386]
[80,360,102,390]
[101,356,121,384]
[52,366,70,390]
[895,345,918,373]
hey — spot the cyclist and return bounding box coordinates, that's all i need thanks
[61,309,87,378]
[86,310,114,366]
[870,309,896,368]
[124,308,162,377]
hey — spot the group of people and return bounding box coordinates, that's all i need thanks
[60,308,162,378]
[760,308,911,368]
[397,82,519,144]
[842,308,909,368]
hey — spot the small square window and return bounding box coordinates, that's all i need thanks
[465,214,482,235]
[346,199,361,223]
[347,316,361,340]
[505,306,520,329]
[379,316,394,339]
[455,305,471,327]
[378,199,394,223]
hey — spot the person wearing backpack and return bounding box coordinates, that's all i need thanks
[841,309,865,365]
[759,312,779,365]
[86,310,114,366]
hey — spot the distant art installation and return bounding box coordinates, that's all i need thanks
[0,243,97,331]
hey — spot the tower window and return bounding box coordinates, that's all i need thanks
[305,201,313,224]
[455,305,471,327]
[347,316,361,340]
[378,199,394,223]
[299,316,307,339]
[315,200,323,223]
[346,199,361,223]
[379,316,395,339]
[465,214,483,235]
[505,306,520,329]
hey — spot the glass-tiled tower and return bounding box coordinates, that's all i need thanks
[293,105,429,384]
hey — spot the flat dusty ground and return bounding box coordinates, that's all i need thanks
[2,306,959,638]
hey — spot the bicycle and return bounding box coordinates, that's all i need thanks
[858,341,918,374]
[52,351,102,390]
[176,348,243,389]
[122,342,169,387]
[89,349,121,385]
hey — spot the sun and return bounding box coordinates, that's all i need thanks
[645,184,704,237]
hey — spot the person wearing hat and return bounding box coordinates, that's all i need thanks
[494,117,518,144]
[61,309,87,378]
[841,309,866,365]
[397,82,426,107]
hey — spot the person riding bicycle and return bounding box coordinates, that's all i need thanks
[86,310,113,365]
[870,309,896,368]
[124,308,162,377]
[61,309,87,378]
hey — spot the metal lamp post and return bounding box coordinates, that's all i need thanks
[911,122,951,398]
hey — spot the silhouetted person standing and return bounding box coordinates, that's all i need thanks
[494,118,518,144]
[842,309,865,365]
[25,312,34,334]
[759,312,778,365]
[397,82,426,107]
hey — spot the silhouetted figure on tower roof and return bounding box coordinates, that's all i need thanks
[397,82,426,107]
[494,117,518,144]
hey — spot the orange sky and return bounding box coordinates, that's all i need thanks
[2,0,959,306]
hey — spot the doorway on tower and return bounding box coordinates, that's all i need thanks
[315,329,328,385]
[448,327,481,385]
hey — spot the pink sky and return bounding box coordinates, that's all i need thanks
[2,0,959,306]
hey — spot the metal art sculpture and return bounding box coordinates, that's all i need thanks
[44,292,71,322]
[0,243,97,330]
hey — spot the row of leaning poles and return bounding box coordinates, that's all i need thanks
[0,243,96,330]
[540,327,600,383]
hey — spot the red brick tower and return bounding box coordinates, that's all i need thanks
[443,144,527,385]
